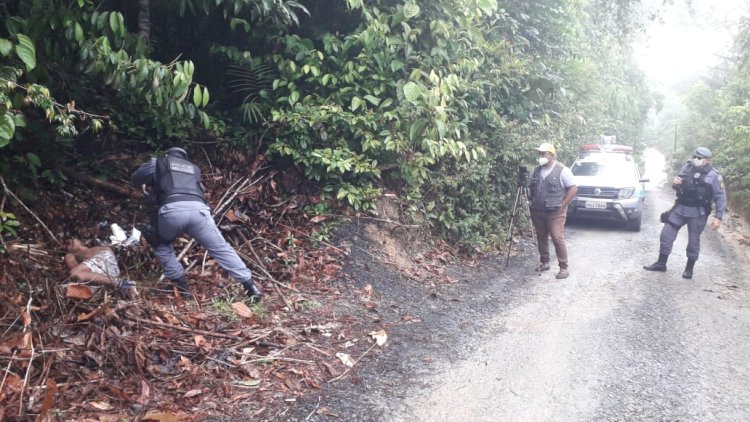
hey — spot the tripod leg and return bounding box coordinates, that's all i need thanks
[505,187,522,244]
[522,188,537,248]
[503,187,523,269]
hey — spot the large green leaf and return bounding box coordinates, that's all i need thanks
[74,22,84,42]
[477,0,498,15]
[351,96,362,111]
[229,18,251,32]
[12,114,26,128]
[0,112,16,147]
[403,2,420,19]
[193,85,203,107]
[409,121,427,141]
[14,34,36,71]
[201,87,209,107]
[403,81,422,104]
[0,39,12,56]
[363,95,380,106]
[109,12,123,35]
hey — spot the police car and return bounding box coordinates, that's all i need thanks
[566,144,649,231]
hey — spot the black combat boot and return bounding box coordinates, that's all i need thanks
[171,274,190,296]
[241,279,263,301]
[643,254,668,272]
[682,258,696,279]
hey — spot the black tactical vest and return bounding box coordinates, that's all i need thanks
[155,156,207,206]
[676,165,713,210]
[529,162,565,211]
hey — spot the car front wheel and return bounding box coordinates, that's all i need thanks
[626,215,642,232]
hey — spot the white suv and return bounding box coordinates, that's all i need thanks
[566,152,648,231]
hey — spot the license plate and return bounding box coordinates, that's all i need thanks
[584,201,607,209]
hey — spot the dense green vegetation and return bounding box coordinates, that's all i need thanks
[1,0,657,250]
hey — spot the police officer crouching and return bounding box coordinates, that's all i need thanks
[643,147,727,279]
[131,147,262,299]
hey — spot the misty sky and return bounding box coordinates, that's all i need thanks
[633,0,750,90]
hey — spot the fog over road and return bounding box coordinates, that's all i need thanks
[395,165,750,421]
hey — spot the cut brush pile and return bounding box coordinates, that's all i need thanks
[0,149,386,421]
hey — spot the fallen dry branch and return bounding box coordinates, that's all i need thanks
[7,243,49,259]
[18,283,36,416]
[127,317,242,340]
[58,166,139,198]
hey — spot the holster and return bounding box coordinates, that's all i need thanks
[659,210,671,224]
[660,204,682,229]
[143,211,167,246]
[660,202,677,224]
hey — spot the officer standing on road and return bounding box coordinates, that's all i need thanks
[131,147,262,299]
[643,147,727,279]
[528,142,578,279]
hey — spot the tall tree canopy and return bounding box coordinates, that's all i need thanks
[0,0,656,250]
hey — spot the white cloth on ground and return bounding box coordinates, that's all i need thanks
[83,250,120,279]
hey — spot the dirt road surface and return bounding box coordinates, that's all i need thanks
[280,169,750,421]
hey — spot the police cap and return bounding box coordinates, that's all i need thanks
[166,147,188,159]
[694,147,712,159]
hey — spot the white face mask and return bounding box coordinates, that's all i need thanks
[538,157,549,166]
[692,158,706,167]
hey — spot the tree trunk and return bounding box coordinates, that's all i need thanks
[58,166,140,199]
[138,0,150,40]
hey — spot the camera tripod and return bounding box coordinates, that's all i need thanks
[503,171,536,270]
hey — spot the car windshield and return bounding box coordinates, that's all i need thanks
[571,161,634,181]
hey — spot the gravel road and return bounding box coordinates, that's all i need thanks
[281,167,750,421]
[396,185,750,421]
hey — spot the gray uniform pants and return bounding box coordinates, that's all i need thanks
[659,211,708,261]
[153,201,252,283]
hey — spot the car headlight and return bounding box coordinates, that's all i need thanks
[618,187,635,199]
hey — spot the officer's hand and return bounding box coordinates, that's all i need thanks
[673,176,683,185]
[710,218,721,231]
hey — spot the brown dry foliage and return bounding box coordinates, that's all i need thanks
[0,148,367,421]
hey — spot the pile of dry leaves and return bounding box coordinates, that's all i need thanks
[0,148,398,421]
